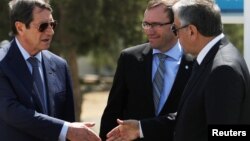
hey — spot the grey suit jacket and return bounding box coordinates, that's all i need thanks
[0,39,75,141]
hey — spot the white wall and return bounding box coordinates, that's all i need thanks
[244,0,250,69]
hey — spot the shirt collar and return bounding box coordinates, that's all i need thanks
[196,33,224,64]
[15,37,42,62]
[152,41,183,61]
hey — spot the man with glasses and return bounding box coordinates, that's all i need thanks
[171,0,250,141]
[100,0,193,140]
[0,0,100,141]
[106,0,250,141]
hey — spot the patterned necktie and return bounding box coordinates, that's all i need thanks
[28,57,47,114]
[153,53,167,115]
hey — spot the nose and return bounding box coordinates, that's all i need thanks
[144,27,155,35]
[45,25,55,35]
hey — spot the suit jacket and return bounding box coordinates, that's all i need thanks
[100,43,193,141]
[0,39,75,141]
[173,37,250,141]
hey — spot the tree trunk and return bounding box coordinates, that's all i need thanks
[55,1,82,122]
[65,48,82,122]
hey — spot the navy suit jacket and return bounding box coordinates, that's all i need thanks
[173,37,250,141]
[100,43,193,141]
[0,39,75,141]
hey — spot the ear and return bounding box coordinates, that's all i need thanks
[188,24,198,40]
[15,21,26,35]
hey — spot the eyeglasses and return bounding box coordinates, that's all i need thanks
[34,21,57,32]
[171,24,189,36]
[142,22,172,29]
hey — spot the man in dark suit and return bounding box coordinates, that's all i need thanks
[100,0,193,140]
[105,0,250,141]
[0,0,100,141]
[170,0,250,140]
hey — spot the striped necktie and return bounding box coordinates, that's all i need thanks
[153,53,167,115]
[28,57,47,114]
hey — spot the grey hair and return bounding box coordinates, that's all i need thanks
[9,0,52,35]
[173,0,223,36]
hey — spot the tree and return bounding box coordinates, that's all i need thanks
[0,0,11,41]
[50,0,148,121]
[223,24,243,53]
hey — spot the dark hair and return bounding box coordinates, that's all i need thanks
[173,1,222,36]
[9,0,52,35]
[146,0,177,23]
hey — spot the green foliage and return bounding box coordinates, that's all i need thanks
[51,0,103,50]
[49,0,148,72]
[0,0,11,41]
[223,24,243,53]
[50,0,147,52]
[1,0,244,71]
[1,0,148,57]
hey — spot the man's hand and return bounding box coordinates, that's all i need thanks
[66,122,101,141]
[106,119,140,141]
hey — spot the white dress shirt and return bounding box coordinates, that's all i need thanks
[196,33,225,64]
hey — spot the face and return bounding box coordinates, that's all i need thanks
[143,5,176,52]
[172,16,194,55]
[16,7,55,56]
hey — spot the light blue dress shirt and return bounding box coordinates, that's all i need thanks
[15,38,47,107]
[152,42,183,115]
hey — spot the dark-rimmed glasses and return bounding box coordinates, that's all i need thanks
[34,21,57,32]
[142,22,172,29]
[171,24,189,36]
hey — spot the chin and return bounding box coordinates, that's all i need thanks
[41,45,50,51]
[149,43,158,49]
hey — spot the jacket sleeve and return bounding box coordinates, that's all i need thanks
[0,68,65,141]
[99,52,128,140]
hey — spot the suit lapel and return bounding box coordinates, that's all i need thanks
[42,51,57,116]
[177,39,222,113]
[3,40,45,113]
[142,44,153,92]
[178,62,206,109]
[141,45,155,113]
[159,54,193,115]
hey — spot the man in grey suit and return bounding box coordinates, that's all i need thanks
[105,0,250,141]
[0,0,100,141]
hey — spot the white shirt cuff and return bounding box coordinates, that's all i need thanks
[58,122,70,141]
[139,121,144,138]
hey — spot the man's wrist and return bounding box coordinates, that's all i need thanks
[59,122,69,141]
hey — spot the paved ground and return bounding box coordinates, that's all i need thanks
[80,91,109,134]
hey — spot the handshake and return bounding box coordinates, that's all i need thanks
[66,119,138,141]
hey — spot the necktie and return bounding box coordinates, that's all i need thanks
[153,53,167,115]
[192,59,199,73]
[28,57,47,114]
[190,59,199,79]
